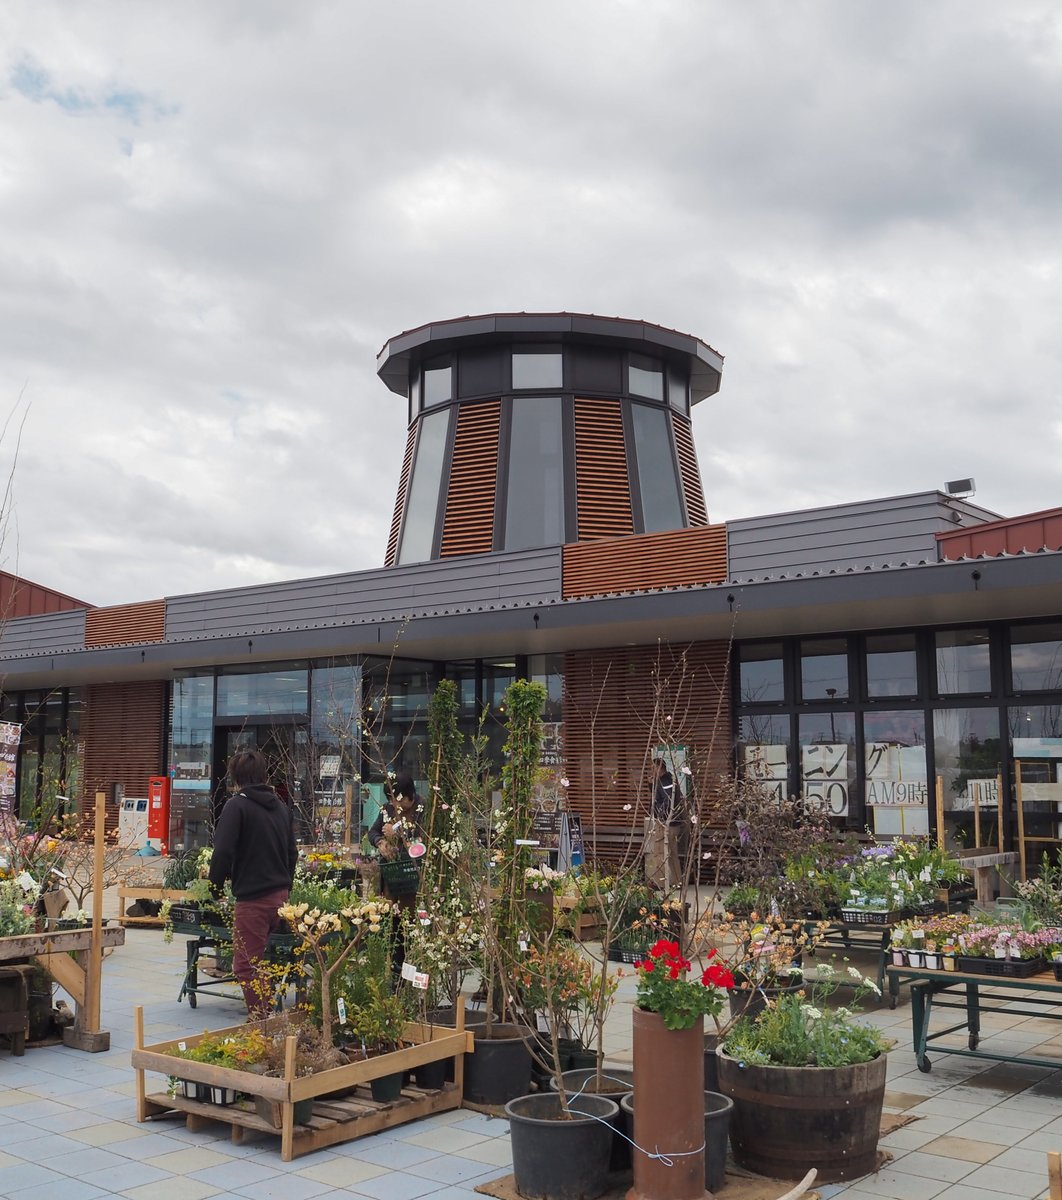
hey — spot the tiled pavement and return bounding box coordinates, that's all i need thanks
[3,914,1062,1198]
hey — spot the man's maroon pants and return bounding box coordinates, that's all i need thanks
[232,887,289,1019]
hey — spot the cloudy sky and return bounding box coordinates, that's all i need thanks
[1,2,1060,606]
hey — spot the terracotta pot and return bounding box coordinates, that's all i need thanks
[717,1047,886,1183]
[626,1007,708,1200]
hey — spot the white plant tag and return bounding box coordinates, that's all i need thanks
[401,961,417,982]
[16,871,36,892]
[337,997,348,1025]
[515,839,540,846]
[177,1041,187,1051]
[413,972,429,990]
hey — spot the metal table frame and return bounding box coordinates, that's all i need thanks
[886,963,1062,1073]
[174,923,297,1009]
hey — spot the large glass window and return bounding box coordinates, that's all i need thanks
[398,409,449,564]
[934,707,1002,850]
[170,673,215,851]
[799,711,856,819]
[738,642,785,704]
[935,628,992,695]
[866,633,918,699]
[629,354,664,401]
[513,350,562,390]
[800,638,849,701]
[738,713,790,801]
[422,358,452,406]
[632,404,683,532]
[863,710,928,837]
[216,663,309,718]
[667,370,688,413]
[311,662,361,753]
[1010,622,1062,693]
[1009,704,1062,852]
[504,396,565,549]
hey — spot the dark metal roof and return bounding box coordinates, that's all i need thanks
[376,312,725,403]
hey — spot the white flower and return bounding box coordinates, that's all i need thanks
[681,765,692,776]
[802,1005,823,1020]
[623,803,632,811]
[560,778,570,788]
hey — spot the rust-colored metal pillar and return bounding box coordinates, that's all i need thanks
[628,1007,711,1200]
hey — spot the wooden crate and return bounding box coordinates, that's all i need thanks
[556,895,606,942]
[132,1008,473,1161]
[117,887,190,928]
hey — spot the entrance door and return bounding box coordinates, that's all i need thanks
[212,722,312,835]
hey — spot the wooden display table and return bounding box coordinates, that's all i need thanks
[0,924,126,1051]
[117,886,190,927]
[133,1007,473,1161]
[886,961,1062,1073]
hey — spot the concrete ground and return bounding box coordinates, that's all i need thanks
[2,888,1062,1199]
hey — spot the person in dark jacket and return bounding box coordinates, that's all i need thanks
[209,749,297,1019]
[367,770,424,976]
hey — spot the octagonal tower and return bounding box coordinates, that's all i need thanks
[376,312,723,566]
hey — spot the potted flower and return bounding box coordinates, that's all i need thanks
[719,964,893,1182]
[350,976,415,1100]
[620,938,735,1200]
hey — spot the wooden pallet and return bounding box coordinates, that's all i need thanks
[143,1080,462,1156]
[132,1007,473,1160]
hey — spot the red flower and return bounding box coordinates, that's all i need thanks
[702,964,735,990]
[649,938,679,959]
[668,964,681,980]
[638,959,655,972]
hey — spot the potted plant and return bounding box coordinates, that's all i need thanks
[351,976,415,1100]
[718,963,892,1182]
[624,937,734,1200]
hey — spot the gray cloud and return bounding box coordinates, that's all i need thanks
[0,1,1059,604]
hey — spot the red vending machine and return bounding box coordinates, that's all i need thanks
[148,776,171,852]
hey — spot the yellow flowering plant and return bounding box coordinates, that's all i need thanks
[278,897,394,1048]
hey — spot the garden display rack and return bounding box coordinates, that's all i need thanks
[132,1006,473,1161]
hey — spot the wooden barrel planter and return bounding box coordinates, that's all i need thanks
[716,1047,886,1182]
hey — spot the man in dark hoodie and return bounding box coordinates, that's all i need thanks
[209,749,297,1019]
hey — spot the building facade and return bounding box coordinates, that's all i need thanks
[1,314,1060,862]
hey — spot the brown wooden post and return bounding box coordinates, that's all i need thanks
[281,1032,297,1161]
[973,778,982,850]
[343,783,353,849]
[935,777,945,851]
[996,772,1005,853]
[1016,762,1027,882]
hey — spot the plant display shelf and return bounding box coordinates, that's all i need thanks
[117,886,190,928]
[0,924,126,1051]
[886,962,1062,1074]
[132,1007,473,1161]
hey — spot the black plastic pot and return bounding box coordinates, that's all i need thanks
[464,1024,533,1106]
[621,1089,732,1193]
[369,1071,404,1102]
[704,1032,721,1093]
[414,1058,449,1089]
[506,1092,619,1200]
[549,1067,635,1171]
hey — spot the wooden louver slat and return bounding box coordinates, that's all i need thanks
[574,397,634,541]
[563,524,728,599]
[80,681,167,834]
[673,413,708,526]
[384,426,418,567]
[562,641,731,871]
[84,600,165,647]
[440,400,501,558]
